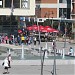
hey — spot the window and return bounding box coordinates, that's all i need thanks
[5,0,20,8]
[59,0,67,3]
[0,0,3,8]
[13,0,20,8]
[59,8,67,18]
[21,0,30,8]
[5,0,11,8]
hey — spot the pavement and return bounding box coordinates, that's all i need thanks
[0,65,74,75]
[0,41,75,55]
[0,41,75,75]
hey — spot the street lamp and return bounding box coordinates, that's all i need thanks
[64,21,67,48]
[41,48,47,75]
[51,11,54,28]
[51,40,56,75]
[10,0,14,35]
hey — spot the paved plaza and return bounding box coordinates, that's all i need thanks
[0,65,74,75]
[0,41,75,75]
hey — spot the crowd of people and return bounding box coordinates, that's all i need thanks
[0,33,38,46]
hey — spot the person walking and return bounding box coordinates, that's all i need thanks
[5,35,8,44]
[34,37,36,45]
[2,57,9,74]
[68,47,74,56]
[52,40,56,50]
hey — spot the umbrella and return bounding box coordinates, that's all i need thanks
[27,26,33,31]
[38,25,45,31]
[27,25,45,31]
[32,25,38,30]
[27,25,38,31]
[18,29,22,33]
[41,27,54,32]
[45,26,51,28]
[53,29,59,33]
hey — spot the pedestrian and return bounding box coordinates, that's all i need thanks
[8,54,12,68]
[34,37,36,45]
[5,35,8,44]
[52,40,56,50]
[2,57,9,74]
[68,47,74,56]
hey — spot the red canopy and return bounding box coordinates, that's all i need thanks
[27,25,45,31]
[32,25,38,30]
[27,25,59,33]
[38,25,45,31]
[41,27,59,33]
[18,30,22,33]
[52,29,59,33]
[45,26,51,28]
[27,26,33,31]
[41,28,54,32]
[27,25,38,31]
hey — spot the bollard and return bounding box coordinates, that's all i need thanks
[9,49,11,54]
[57,49,59,53]
[62,48,65,59]
[59,49,61,54]
[45,50,48,58]
[45,42,47,49]
[21,43,24,59]
[48,47,51,52]
[61,50,62,56]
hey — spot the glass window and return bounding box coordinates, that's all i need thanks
[21,0,30,8]
[13,0,20,8]
[5,0,11,8]
[0,0,3,8]
[59,0,67,3]
[59,8,67,18]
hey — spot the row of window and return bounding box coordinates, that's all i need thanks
[59,0,67,3]
[0,0,30,8]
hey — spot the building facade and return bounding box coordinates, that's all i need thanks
[0,0,35,35]
[71,0,75,19]
[35,0,73,22]
[0,0,35,16]
[0,0,75,35]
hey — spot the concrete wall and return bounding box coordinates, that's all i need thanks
[0,0,35,16]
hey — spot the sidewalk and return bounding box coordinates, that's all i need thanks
[0,65,74,75]
[0,60,75,66]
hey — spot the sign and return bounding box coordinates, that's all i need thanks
[20,17,25,21]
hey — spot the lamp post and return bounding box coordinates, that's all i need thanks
[41,48,47,75]
[51,17,53,28]
[51,11,54,28]
[51,40,56,75]
[64,21,67,48]
[10,0,14,35]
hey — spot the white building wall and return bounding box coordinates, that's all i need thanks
[0,0,35,16]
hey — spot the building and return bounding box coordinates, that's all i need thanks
[0,0,35,35]
[71,0,75,19]
[35,0,74,22]
[0,0,75,35]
